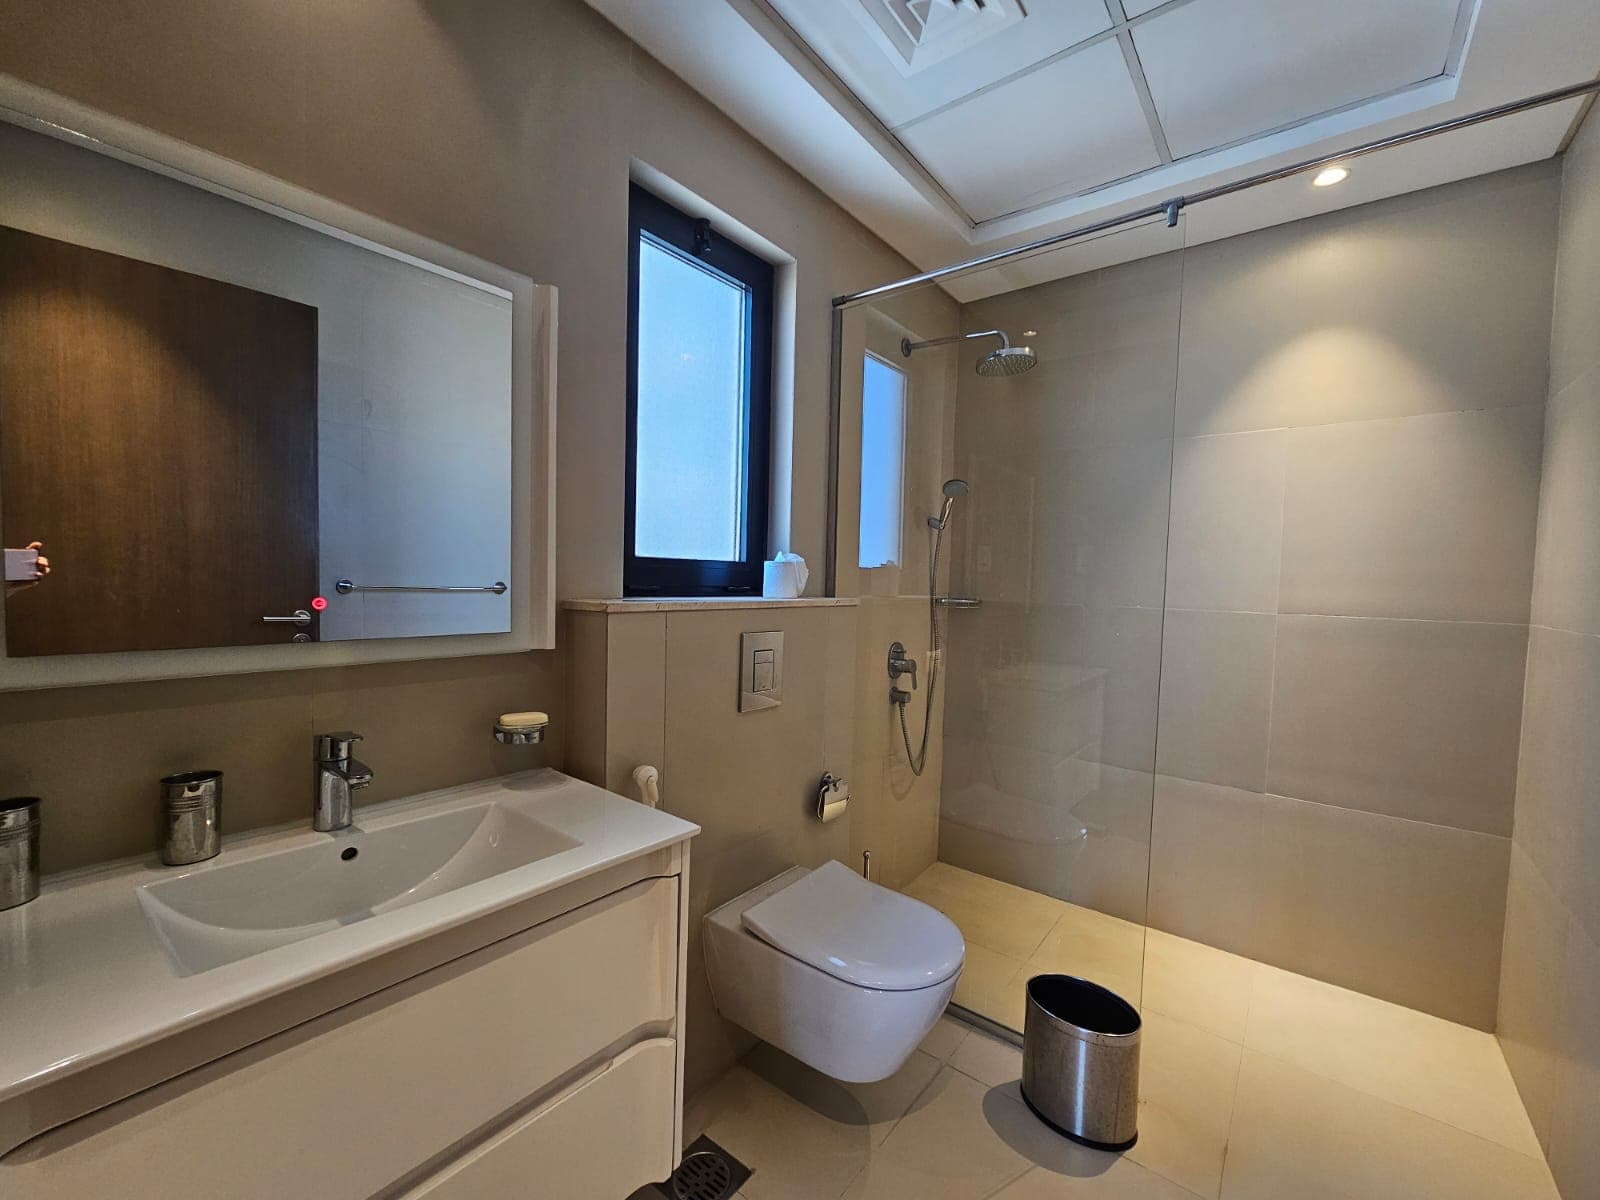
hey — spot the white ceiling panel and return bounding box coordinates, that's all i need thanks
[1119,0,1170,16]
[766,0,1112,128]
[898,38,1162,221]
[1134,0,1464,158]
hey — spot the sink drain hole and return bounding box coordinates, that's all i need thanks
[340,846,358,861]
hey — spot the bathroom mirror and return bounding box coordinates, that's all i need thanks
[0,80,555,688]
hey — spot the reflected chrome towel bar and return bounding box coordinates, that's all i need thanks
[335,579,508,595]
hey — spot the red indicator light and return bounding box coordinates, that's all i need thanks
[311,596,328,612]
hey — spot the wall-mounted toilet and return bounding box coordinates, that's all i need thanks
[703,860,965,1083]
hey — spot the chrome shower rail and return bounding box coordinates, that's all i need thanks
[832,78,1600,309]
[334,579,508,595]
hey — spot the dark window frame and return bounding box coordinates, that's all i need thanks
[625,184,774,596]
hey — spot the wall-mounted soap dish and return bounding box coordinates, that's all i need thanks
[493,711,548,745]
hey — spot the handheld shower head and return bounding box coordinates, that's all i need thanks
[930,478,970,530]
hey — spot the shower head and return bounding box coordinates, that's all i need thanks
[930,478,970,531]
[902,329,1038,378]
[977,345,1038,377]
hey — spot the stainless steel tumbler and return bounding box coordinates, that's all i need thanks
[0,797,41,910]
[160,770,223,866]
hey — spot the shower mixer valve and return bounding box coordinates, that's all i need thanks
[887,641,919,698]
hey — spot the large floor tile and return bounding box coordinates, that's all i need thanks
[684,1062,874,1200]
[1125,1012,1242,1200]
[990,1158,1205,1198]
[1222,1052,1559,1200]
[1142,930,1254,1044]
[949,1028,1023,1089]
[1244,965,1540,1156]
[841,1067,1036,1200]
[1021,904,1147,1008]
[741,1042,943,1149]
[907,862,1066,961]
[956,941,1028,1031]
[918,1015,972,1064]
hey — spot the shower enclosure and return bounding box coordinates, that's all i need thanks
[835,215,1188,1028]
[829,79,1599,1040]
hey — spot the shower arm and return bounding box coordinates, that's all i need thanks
[901,329,1011,357]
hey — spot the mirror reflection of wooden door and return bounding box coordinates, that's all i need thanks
[0,225,319,656]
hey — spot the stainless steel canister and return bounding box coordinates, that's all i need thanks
[1020,973,1142,1151]
[160,770,223,866]
[0,797,41,910]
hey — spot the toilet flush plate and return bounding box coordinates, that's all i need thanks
[739,631,783,712]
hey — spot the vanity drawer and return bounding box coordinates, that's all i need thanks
[403,1037,677,1200]
[0,876,678,1200]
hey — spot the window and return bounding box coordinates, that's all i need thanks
[626,185,773,595]
[858,353,907,569]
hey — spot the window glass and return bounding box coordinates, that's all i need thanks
[634,237,748,562]
[859,353,907,569]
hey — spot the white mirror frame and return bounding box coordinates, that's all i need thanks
[0,75,556,690]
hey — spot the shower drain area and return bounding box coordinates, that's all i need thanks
[649,1135,752,1200]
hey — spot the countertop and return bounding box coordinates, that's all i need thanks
[0,769,697,1112]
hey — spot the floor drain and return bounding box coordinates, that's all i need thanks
[651,1135,751,1200]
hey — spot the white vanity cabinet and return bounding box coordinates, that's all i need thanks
[0,861,690,1199]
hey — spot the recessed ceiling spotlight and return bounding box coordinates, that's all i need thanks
[1312,166,1350,188]
[1022,330,1038,338]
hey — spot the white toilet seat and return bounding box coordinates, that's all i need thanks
[703,863,965,1083]
[741,860,964,991]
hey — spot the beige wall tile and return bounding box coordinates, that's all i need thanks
[602,613,664,795]
[1551,110,1600,394]
[1148,774,1265,960]
[1268,614,1527,834]
[1502,114,1600,1197]
[1530,366,1600,638]
[305,655,564,805]
[0,673,311,872]
[1279,407,1544,623]
[1517,624,1600,950]
[0,653,560,873]
[1498,845,1571,1152]
[1155,609,1275,792]
[562,608,608,786]
[1024,603,1165,775]
[1165,431,1287,613]
[659,606,853,1093]
[1546,920,1600,1200]
[1252,793,1510,1030]
[1176,162,1560,437]
[1029,439,1174,612]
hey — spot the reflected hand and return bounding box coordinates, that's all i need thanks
[5,541,49,595]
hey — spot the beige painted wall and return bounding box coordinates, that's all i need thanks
[938,162,1561,1030]
[0,0,919,870]
[562,602,856,1096]
[1499,109,1600,1200]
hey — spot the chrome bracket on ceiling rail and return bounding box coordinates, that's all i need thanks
[1165,198,1184,228]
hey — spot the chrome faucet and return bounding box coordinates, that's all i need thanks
[314,731,372,832]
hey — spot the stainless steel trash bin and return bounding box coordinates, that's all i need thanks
[1020,974,1141,1150]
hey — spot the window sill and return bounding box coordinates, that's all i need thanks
[562,596,857,614]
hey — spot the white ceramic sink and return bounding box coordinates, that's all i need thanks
[138,802,581,975]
